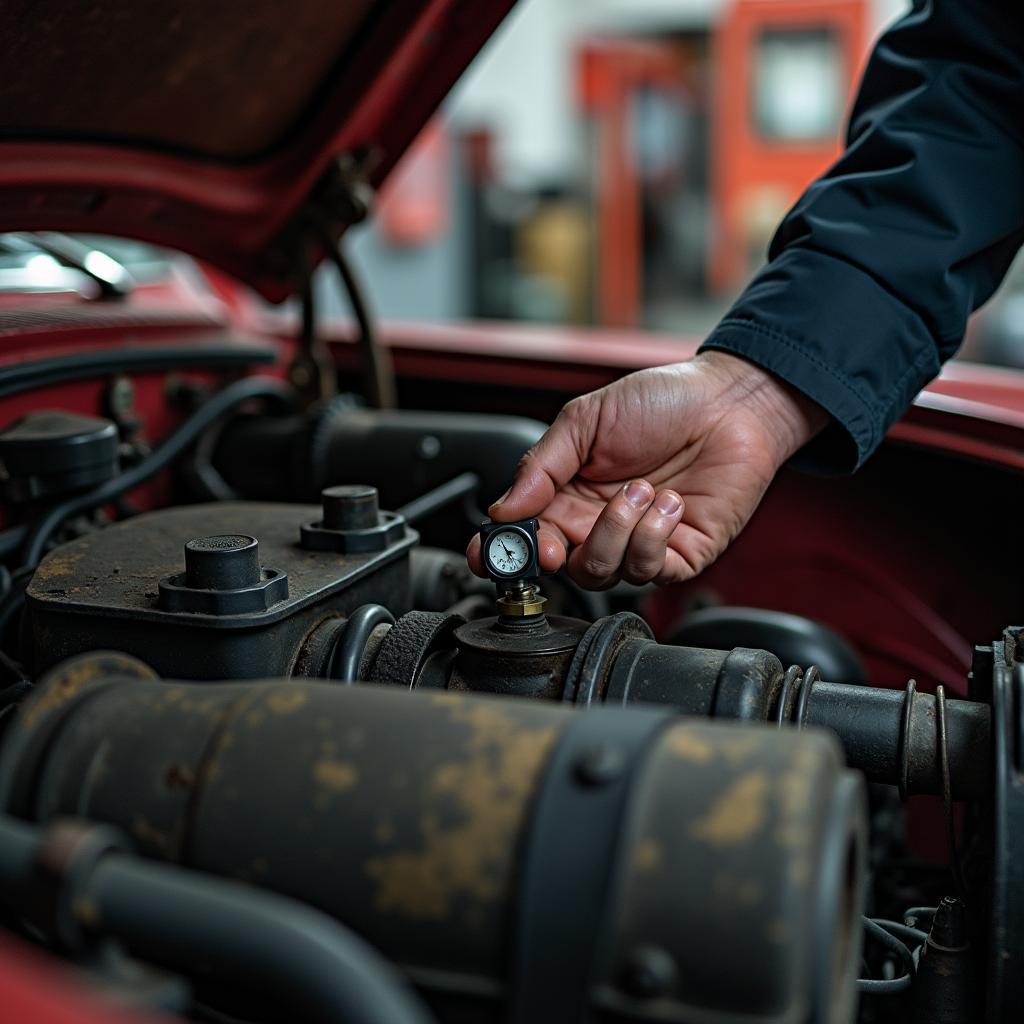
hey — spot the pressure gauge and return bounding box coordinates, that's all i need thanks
[479,519,541,582]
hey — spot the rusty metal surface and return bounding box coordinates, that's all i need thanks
[450,615,588,700]
[595,721,865,1023]
[25,502,415,680]
[1,675,567,987]
[27,502,414,627]
[0,669,867,1021]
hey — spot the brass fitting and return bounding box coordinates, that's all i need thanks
[496,580,547,618]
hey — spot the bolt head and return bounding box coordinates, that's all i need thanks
[621,945,677,999]
[417,435,442,459]
[574,744,626,786]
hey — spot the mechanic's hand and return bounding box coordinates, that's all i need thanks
[467,351,828,589]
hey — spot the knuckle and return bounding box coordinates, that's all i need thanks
[580,555,618,580]
[633,517,668,543]
[561,396,586,421]
[605,507,636,533]
[516,449,535,473]
[623,558,661,584]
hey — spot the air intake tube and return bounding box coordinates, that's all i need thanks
[0,659,866,1024]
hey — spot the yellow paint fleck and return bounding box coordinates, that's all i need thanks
[633,838,663,873]
[691,772,768,845]
[719,734,763,764]
[313,759,358,792]
[73,897,100,928]
[266,689,308,714]
[737,879,762,906]
[132,815,172,853]
[365,702,558,919]
[35,552,83,578]
[665,729,715,764]
[374,821,396,844]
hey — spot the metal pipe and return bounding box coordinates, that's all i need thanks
[0,814,433,1024]
[798,681,991,801]
[396,472,481,527]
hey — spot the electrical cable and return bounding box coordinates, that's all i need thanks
[872,918,929,946]
[936,684,970,902]
[329,604,396,684]
[903,906,937,927]
[0,345,278,400]
[315,226,396,410]
[0,566,34,652]
[183,417,239,502]
[858,916,916,995]
[18,377,295,568]
[0,527,27,561]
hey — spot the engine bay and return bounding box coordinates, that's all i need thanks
[0,367,1020,1024]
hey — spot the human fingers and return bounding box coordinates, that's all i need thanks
[489,398,595,522]
[565,479,655,589]
[619,490,685,585]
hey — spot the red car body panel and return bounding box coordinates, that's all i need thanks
[0,933,180,1024]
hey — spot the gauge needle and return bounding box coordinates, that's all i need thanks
[501,541,515,560]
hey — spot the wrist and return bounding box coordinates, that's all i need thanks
[693,350,830,464]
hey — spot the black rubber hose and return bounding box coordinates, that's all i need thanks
[0,815,35,890]
[84,856,432,1024]
[318,230,397,410]
[0,345,278,400]
[0,815,433,1024]
[330,604,395,683]
[0,527,26,561]
[858,916,915,995]
[19,377,295,567]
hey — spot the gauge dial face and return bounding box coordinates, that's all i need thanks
[485,528,532,576]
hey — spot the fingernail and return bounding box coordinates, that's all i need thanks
[489,488,511,511]
[656,491,682,515]
[624,480,651,508]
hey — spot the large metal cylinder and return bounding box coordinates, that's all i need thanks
[0,661,867,1024]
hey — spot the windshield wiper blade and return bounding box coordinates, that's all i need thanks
[7,232,134,300]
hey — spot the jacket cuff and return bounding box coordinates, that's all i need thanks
[699,247,941,474]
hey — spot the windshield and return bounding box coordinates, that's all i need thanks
[0,233,176,297]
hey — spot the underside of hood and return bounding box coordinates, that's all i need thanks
[0,0,517,300]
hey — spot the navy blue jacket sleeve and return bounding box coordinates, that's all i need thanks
[699,0,1024,472]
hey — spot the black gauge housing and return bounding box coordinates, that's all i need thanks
[479,518,541,582]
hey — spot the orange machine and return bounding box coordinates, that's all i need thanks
[709,0,868,293]
[580,0,870,326]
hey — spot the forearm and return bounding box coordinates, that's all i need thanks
[701,0,1024,472]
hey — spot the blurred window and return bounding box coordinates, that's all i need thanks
[753,28,844,142]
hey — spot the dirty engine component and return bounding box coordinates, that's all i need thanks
[0,668,866,1024]
[0,402,1019,1024]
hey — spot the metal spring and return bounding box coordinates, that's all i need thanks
[897,678,917,802]
[779,669,969,902]
[775,664,820,728]
[936,683,969,903]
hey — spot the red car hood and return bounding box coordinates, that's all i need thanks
[0,0,516,301]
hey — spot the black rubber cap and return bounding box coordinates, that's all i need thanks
[184,535,261,591]
[321,485,380,530]
[0,410,118,501]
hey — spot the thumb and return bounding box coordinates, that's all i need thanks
[489,399,593,521]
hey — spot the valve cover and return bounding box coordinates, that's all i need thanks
[25,502,416,680]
